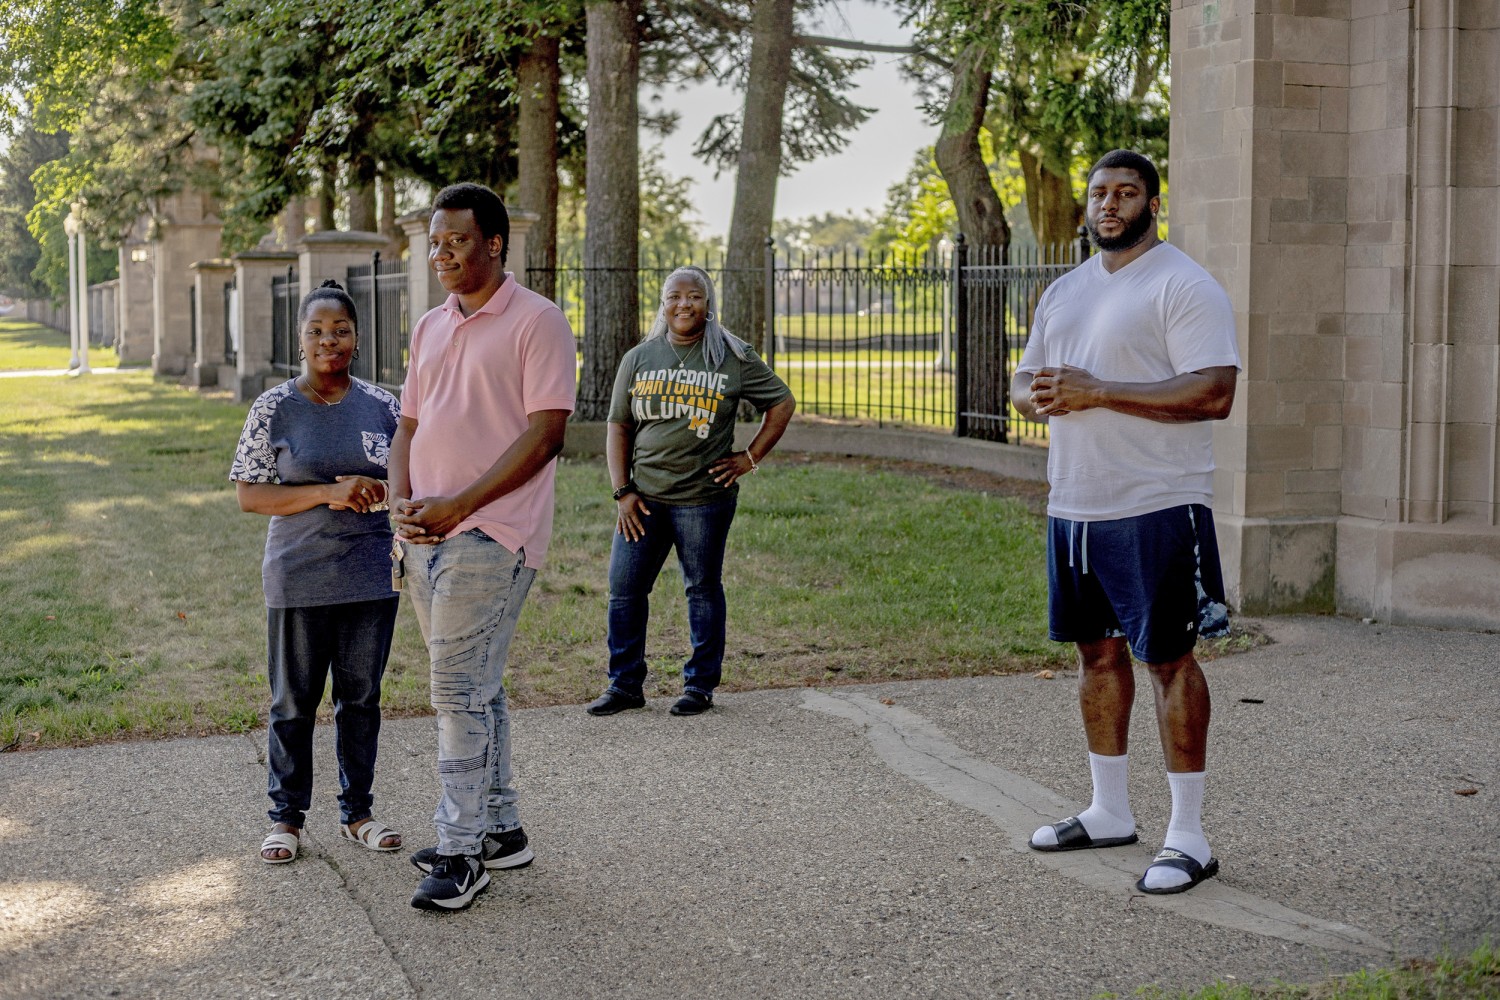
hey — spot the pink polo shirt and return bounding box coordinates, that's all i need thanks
[401,274,577,568]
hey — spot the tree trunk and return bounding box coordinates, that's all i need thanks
[933,41,1011,441]
[379,171,396,237]
[517,33,561,301]
[933,42,1009,250]
[348,175,378,233]
[277,200,305,249]
[1019,148,1081,260]
[579,0,640,421]
[722,0,795,355]
[317,159,337,232]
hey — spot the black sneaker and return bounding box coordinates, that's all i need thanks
[410,853,490,912]
[411,828,534,874]
[670,691,713,716]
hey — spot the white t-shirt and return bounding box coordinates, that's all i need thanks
[1016,242,1240,521]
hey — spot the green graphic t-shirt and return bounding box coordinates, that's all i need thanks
[608,336,792,505]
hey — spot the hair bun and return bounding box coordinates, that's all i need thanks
[319,279,344,290]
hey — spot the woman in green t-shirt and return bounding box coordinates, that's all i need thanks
[588,266,796,717]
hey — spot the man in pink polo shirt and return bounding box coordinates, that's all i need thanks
[388,183,577,912]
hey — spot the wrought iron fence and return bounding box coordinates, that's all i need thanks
[258,239,1082,444]
[346,252,408,389]
[223,277,237,367]
[767,245,953,432]
[270,267,300,375]
[188,284,198,360]
[88,284,113,347]
[530,239,1086,443]
[535,251,744,350]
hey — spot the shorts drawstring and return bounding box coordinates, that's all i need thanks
[1067,521,1090,575]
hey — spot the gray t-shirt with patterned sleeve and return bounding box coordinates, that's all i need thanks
[230,378,400,608]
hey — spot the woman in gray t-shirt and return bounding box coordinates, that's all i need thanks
[230,281,402,864]
[587,266,795,718]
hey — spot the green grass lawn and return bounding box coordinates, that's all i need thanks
[1124,941,1498,999]
[0,316,123,370]
[0,368,1082,749]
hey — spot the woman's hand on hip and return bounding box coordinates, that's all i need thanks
[710,451,755,487]
[616,493,651,542]
[327,475,385,513]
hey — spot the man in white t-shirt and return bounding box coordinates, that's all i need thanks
[1011,150,1241,895]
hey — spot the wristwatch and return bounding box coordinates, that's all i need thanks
[612,482,637,501]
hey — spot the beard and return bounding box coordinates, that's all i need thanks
[1087,207,1155,252]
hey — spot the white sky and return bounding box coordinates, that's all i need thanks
[642,0,935,239]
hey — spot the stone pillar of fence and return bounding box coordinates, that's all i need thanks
[116,238,154,365]
[295,230,389,298]
[151,195,224,377]
[91,280,118,350]
[398,211,444,319]
[23,298,67,332]
[186,260,233,387]
[508,211,537,291]
[231,249,297,402]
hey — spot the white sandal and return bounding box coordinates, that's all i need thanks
[340,819,402,852]
[260,828,300,864]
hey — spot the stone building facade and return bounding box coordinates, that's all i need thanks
[1172,0,1500,628]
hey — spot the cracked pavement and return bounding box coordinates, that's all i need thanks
[0,615,1496,999]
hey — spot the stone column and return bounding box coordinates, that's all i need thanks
[399,211,445,319]
[116,240,155,365]
[150,192,224,376]
[508,211,538,291]
[231,250,298,401]
[295,229,389,293]
[186,260,234,387]
[1171,0,1349,614]
[91,279,118,351]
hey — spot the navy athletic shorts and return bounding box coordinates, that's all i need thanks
[1046,503,1231,664]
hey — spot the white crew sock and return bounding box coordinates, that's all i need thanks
[1031,752,1135,846]
[1141,770,1213,891]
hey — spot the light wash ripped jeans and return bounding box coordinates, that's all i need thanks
[403,529,535,856]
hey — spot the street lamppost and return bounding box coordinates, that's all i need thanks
[63,208,79,369]
[63,204,91,374]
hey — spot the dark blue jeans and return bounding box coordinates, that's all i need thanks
[266,597,399,828]
[607,493,737,699]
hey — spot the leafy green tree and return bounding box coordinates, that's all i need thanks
[870,149,959,260]
[904,0,1168,251]
[578,0,642,419]
[637,154,720,264]
[685,0,874,351]
[869,138,1031,260]
[0,119,69,298]
[773,210,877,257]
[556,151,718,264]
[1,1,189,292]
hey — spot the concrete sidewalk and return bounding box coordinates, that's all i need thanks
[0,367,128,378]
[1,615,1496,999]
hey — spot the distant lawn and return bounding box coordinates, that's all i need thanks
[0,316,124,371]
[0,369,1080,749]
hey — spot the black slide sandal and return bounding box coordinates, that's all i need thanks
[1135,849,1220,894]
[1029,815,1140,853]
